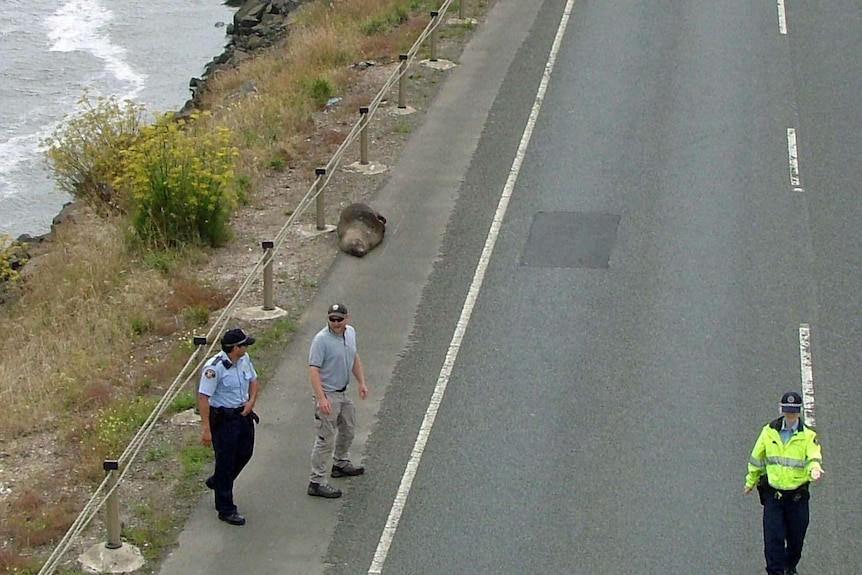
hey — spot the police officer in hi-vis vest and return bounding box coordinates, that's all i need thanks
[744,391,824,575]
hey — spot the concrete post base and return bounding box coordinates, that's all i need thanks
[79,542,144,574]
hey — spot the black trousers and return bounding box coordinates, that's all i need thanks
[210,410,255,516]
[762,487,810,575]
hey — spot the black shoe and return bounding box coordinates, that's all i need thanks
[205,476,215,490]
[331,463,365,477]
[307,482,342,498]
[218,512,245,526]
[785,569,798,575]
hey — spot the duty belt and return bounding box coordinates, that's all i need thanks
[765,484,809,501]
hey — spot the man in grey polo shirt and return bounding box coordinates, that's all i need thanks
[307,303,369,498]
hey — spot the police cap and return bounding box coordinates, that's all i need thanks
[779,391,802,413]
[221,328,255,347]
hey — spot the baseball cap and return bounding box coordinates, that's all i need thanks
[221,328,255,347]
[779,391,802,413]
[327,303,348,317]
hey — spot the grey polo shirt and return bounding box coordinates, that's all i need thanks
[308,324,356,393]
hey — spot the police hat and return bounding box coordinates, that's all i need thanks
[327,303,348,317]
[780,391,802,413]
[221,328,255,347]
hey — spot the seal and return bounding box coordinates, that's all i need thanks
[336,203,387,257]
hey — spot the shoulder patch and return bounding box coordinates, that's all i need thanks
[204,368,217,379]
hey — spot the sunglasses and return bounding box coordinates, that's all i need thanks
[328,316,345,323]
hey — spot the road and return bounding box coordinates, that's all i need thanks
[159,1,862,574]
[323,0,862,573]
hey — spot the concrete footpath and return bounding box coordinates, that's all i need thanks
[157,2,545,574]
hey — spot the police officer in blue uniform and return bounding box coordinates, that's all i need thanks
[198,328,259,526]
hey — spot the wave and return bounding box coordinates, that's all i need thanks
[0,132,46,199]
[45,0,146,100]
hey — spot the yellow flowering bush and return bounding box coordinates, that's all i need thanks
[117,112,239,248]
[41,91,147,214]
[0,234,27,284]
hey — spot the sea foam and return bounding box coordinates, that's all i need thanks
[46,0,146,100]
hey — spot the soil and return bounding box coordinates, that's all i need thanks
[0,7,488,575]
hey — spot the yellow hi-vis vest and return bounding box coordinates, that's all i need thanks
[745,416,823,491]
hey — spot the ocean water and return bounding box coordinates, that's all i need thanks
[0,0,235,238]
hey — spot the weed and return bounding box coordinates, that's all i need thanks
[182,303,211,328]
[91,396,157,457]
[235,173,252,205]
[179,445,213,479]
[393,120,412,134]
[267,156,287,171]
[306,77,335,107]
[171,390,198,412]
[130,315,155,335]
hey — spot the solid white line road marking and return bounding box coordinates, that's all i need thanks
[777,0,788,34]
[787,128,804,192]
[366,1,578,573]
[799,323,816,427]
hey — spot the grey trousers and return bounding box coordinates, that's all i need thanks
[309,390,356,484]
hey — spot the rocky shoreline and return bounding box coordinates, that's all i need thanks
[14,0,307,251]
[2,0,312,306]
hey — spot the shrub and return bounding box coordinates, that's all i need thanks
[0,234,27,283]
[41,92,147,214]
[116,112,239,248]
[306,77,335,107]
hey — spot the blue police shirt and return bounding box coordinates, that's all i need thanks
[779,417,800,444]
[198,351,257,408]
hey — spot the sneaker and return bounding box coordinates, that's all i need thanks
[331,463,365,477]
[307,482,342,498]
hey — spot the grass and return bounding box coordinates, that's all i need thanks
[0,0,490,571]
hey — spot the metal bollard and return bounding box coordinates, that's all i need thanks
[314,167,327,231]
[359,106,370,165]
[103,460,122,550]
[261,240,275,311]
[430,11,439,62]
[397,54,408,109]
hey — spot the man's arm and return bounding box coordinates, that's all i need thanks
[198,392,212,446]
[806,431,824,481]
[744,428,767,493]
[309,365,332,414]
[353,353,368,399]
[242,379,259,416]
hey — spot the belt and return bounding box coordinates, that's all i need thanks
[764,484,809,501]
[214,406,244,415]
[330,386,348,393]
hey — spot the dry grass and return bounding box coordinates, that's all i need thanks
[201,0,434,181]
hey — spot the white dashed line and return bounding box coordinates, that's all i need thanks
[365,1,577,573]
[787,128,804,192]
[799,323,816,427]
[777,0,788,35]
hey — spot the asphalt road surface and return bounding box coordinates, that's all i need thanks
[159,1,862,574]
